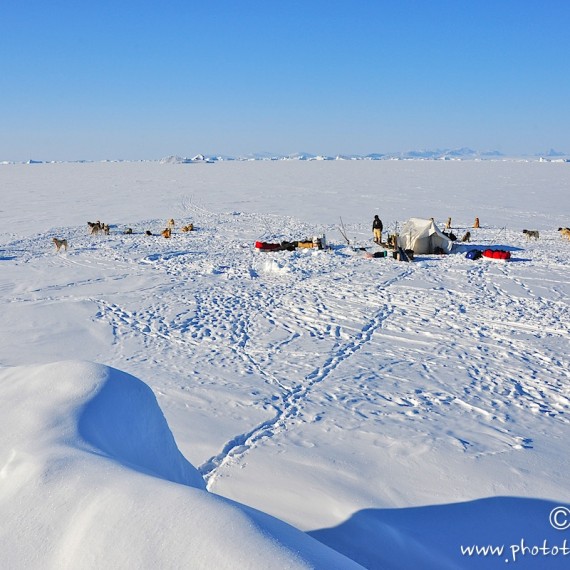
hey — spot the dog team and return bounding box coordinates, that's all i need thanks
[521,227,570,241]
[159,219,194,238]
[443,216,569,243]
[87,220,111,235]
[441,217,475,243]
[52,218,195,252]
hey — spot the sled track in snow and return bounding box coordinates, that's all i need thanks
[198,269,412,486]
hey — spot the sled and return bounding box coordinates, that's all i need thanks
[482,249,511,261]
[254,241,296,252]
[255,241,282,252]
[297,237,324,250]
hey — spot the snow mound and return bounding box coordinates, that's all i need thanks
[311,497,569,569]
[0,361,360,569]
[260,258,291,275]
[77,362,207,488]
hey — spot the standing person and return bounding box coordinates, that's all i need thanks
[372,215,383,244]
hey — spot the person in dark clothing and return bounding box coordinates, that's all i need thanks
[372,215,383,244]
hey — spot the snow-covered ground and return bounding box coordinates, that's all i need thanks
[1,160,569,568]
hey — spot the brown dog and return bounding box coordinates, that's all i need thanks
[161,228,172,239]
[444,217,452,229]
[52,237,68,252]
[558,227,570,240]
[167,218,175,231]
[461,231,471,243]
[473,217,480,229]
[181,224,194,232]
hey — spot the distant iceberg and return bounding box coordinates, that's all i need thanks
[160,154,214,164]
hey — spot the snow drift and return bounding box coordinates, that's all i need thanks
[0,361,360,569]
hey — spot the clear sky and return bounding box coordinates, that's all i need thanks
[1,0,569,161]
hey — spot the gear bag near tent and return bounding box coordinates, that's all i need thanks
[398,218,453,254]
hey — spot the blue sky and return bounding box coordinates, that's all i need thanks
[1,0,569,161]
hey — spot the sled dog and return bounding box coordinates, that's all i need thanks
[52,237,68,252]
[88,221,103,235]
[522,229,539,240]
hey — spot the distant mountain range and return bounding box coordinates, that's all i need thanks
[159,148,569,163]
[4,148,569,165]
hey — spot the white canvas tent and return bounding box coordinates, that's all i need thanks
[398,218,453,254]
